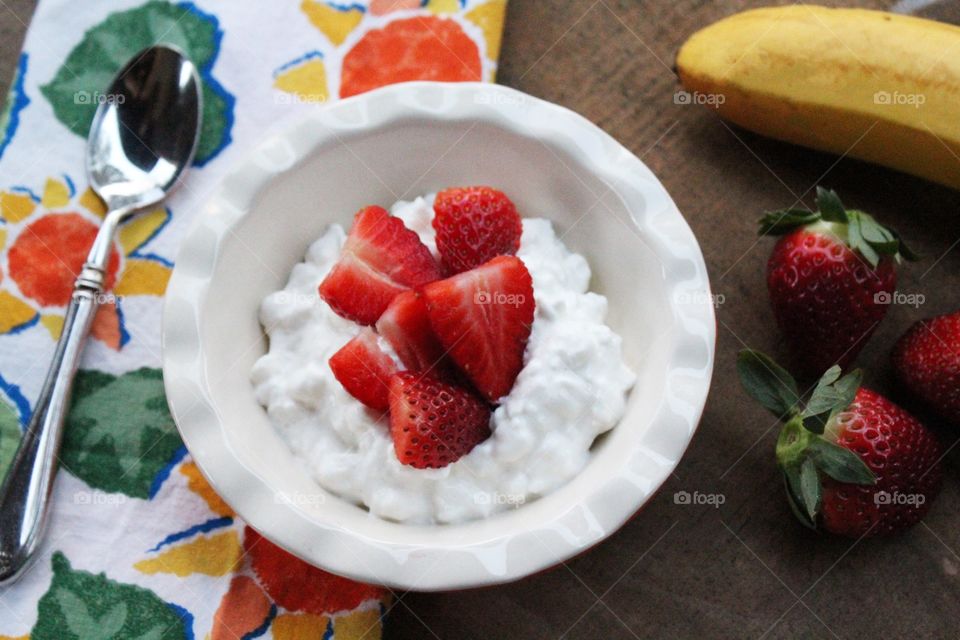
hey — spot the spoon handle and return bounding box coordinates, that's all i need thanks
[0,243,110,584]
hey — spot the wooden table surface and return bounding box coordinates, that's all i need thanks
[3,1,959,638]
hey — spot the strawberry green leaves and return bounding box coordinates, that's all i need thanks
[802,365,862,434]
[757,186,918,268]
[757,187,844,236]
[799,457,821,522]
[847,209,896,267]
[757,209,820,236]
[806,438,875,485]
[32,552,189,640]
[736,350,800,419]
[783,475,817,531]
[815,186,847,223]
[63,368,183,499]
[803,365,842,421]
[738,350,875,531]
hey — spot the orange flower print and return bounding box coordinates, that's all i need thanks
[340,15,482,97]
[8,213,120,307]
[243,526,386,616]
[135,460,387,639]
[274,2,506,105]
[0,177,173,349]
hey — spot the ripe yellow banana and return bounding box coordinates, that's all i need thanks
[676,5,960,190]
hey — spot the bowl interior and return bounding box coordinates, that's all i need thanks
[197,114,681,549]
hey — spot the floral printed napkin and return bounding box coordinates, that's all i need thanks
[0,1,507,637]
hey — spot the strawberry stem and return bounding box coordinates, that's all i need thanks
[775,416,814,470]
[757,187,919,267]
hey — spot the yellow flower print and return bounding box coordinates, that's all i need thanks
[0,176,173,349]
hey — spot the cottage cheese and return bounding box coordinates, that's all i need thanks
[251,196,636,524]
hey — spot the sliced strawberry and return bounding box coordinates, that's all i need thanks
[319,254,405,326]
[388,371,491,469]
[433,186,523,274]
[328,328,397,411]
[421,255,535,402]
[319,206,441,325]
[375,290,450,375]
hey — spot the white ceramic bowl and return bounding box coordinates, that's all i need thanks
[162,82,715,591]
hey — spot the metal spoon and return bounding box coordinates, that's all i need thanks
[0,45,202,584]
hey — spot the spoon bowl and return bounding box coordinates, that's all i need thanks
[87,45,201,215]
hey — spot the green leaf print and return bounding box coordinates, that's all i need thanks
[0,398,21,480]
[32,552,188,640]
[62,368,183,499]
[40,1,234,165]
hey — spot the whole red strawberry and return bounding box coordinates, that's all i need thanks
[388,371,491,469]
[893,311,960,425]
[761,188,917,377]
[738,350,941,537]
[433,186,522,274]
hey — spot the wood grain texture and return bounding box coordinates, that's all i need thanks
[389,2,960,638]
[1,2,958,638]
[0,0,35,99]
